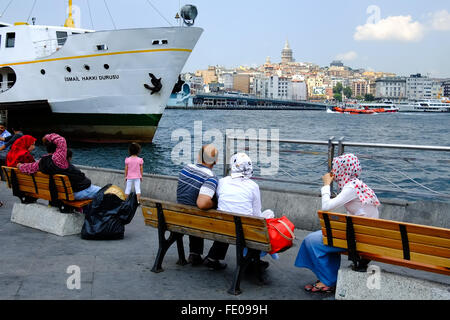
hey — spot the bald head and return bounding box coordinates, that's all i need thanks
[198,144,219,166]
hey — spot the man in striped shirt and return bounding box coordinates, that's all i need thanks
[176,144,229,270]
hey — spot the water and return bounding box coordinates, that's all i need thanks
[34,109,450,202]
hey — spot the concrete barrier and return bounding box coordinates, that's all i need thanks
[78,165,450,231]
[335,266,450,300]
[11,203,85,236]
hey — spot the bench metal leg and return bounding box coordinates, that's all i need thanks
[228,247,260,295]
[176,234,188,266]
[151,231,178,273]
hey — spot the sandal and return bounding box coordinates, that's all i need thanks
[304,280,320,292]
[310,283,335,293]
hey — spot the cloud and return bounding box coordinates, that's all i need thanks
[354,15,425,42]
[335,51,358,61]
[429,9,450,31]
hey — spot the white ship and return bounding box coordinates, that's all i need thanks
[0,2,202,142]
[396,100,450,113]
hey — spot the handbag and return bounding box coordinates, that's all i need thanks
[266,216,295,254]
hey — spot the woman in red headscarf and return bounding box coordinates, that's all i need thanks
[6,135,36,167]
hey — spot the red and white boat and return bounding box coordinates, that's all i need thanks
[331,101,399,114]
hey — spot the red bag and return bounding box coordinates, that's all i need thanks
[266,216,295,254]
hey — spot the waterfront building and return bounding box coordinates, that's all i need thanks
[218,72,234,91]
[351,79,368,98]
[406,74,442,100]
[195,66,218,85]
[375,77,407,100]
[443,80,450,97]
[233,74,250,94]
[281,40,294,64]
[290,75,307,101]
[184,73,204,94]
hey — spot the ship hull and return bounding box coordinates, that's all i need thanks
[6,103,162,142]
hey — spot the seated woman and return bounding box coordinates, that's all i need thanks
[294,153,380,293]
[17,133,101,200]
[6,135,36,167]
[217,152,276,271]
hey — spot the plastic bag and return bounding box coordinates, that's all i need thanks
[81,184,139,240]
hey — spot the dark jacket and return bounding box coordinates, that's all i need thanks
[39,154,91,192]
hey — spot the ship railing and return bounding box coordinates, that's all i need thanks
[223,135,450,202]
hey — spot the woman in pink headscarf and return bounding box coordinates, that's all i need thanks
[294,153,380,293]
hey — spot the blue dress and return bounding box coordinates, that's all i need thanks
[294,230,345,287]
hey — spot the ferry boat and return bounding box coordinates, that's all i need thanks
[0,1,202,142]
[396,100,450,113]
[331,101,399,114]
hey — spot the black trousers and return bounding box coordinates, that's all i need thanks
[189,235,229,260]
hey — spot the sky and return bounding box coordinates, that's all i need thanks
[1,0,449,77]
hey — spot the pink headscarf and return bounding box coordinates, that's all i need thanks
[332,153,380,207]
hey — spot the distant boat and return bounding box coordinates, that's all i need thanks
[0,1,203,143]
[396,100,450,113]
[330,101,399,114]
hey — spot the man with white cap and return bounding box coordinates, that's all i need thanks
[176,144,229,270]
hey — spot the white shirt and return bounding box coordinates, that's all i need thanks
[217,176,262,216]
[321,184,379,218]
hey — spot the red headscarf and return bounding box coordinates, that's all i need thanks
[6,135,37,167]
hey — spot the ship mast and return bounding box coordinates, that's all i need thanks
[64,0,75,28]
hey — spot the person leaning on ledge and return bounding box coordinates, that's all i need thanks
[176,144,229,270]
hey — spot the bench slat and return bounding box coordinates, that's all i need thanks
[2,166,86,206]
[141,198,267,228]
[145,220,271,252]
[323,237,450,269]
[321,228,450,258]
[142,207,270,245]
[320,219,450,249]
[318,211,450,239]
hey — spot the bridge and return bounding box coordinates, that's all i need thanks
[168,93,329,110]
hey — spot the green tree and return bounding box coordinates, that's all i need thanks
[333,82,343,94]
[356,95,364,100]
[333,93,342,102]
[343,87,352,99]
[364,93,375,101]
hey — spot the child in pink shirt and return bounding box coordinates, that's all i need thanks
[124,143,144,203]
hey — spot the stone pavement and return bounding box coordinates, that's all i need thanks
[0,182,448,300]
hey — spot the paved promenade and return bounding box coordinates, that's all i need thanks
[0,181,448,301]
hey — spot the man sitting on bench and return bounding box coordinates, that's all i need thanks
[176,144,229,270]
[17,133,101,200]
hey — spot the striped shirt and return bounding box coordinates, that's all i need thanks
[176,164,218,206]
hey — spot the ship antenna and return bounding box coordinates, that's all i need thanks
[26,0,37,24]
[64,0,75,28]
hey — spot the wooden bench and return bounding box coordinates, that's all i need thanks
[141,197,288,295]
[318,211,450,276]
[2,166,92,212]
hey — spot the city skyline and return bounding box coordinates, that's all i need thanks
[0,0,449,77]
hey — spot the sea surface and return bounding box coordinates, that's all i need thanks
[34,109,450,202]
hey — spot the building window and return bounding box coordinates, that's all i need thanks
[56,31,68,46]
[96,44,108,51]
[6,32,15,48]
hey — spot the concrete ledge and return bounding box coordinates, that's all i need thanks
[335,266,450,300]
[11,203,85,236]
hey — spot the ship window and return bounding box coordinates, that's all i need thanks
[96,44,108,51]
[104,64,109,70]
[84,64,90,71]
[66,66,71,73]
[6,32,15,48]
[7,73,16,88]
[56,31,68,46]
[162,40,168,44]
[41,69,45,75]
[152,40,159,45]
